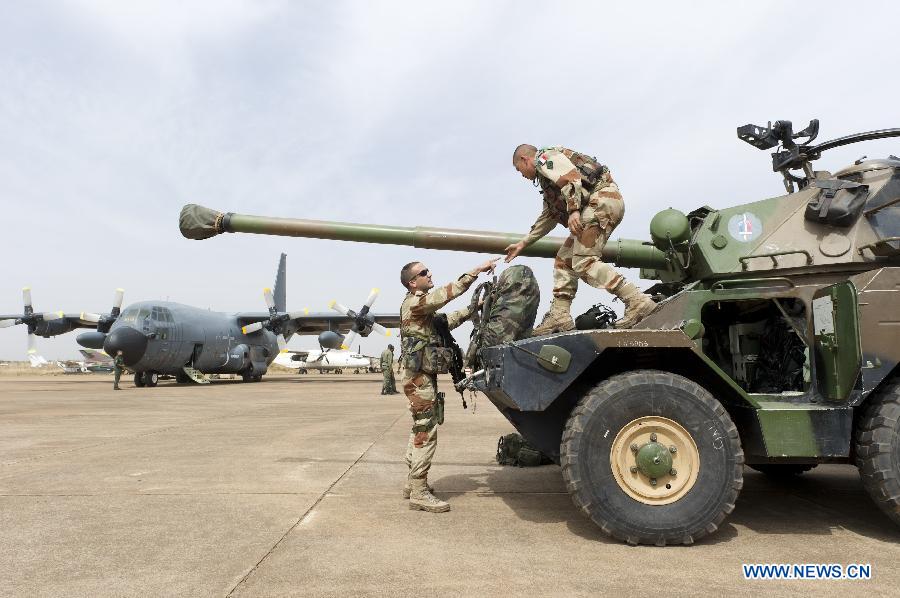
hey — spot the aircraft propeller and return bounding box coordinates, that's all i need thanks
[0,287,62,355]
[77,288,125,333]
[241,287,307,350]
[328,287,391,350]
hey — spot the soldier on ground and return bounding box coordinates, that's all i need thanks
[399,257,498,512]
[505,144,656,334]
[113,350,124,390]
[380,344,398,395]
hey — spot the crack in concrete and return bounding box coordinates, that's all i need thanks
[225,411,406,597]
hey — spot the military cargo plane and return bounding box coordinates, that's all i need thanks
[1,255,399,387]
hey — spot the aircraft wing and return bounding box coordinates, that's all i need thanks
[286,312,401,335]
[235,312,401,335]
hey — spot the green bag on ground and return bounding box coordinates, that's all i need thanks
[496,433,552,467]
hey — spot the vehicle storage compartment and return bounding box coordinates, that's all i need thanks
[700,298,809,394]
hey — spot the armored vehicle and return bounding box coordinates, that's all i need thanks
[180,120,900,545]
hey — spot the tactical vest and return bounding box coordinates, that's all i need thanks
[537,147,608,223]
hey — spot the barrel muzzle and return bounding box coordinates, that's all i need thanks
[180,204,228,240]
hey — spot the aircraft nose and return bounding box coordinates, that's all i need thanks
[103,327,148,366]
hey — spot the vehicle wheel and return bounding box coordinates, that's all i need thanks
[855,379,900,526]
[241,370,253,383]
[145,372,159,387]
[748,464,817,477]
[252,374,263,382]
[134,372,146,387]
[560,369,744,546]
[176,372,191,384]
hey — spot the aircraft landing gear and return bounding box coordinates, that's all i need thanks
[144,372,159,387]
[134,372,146,387]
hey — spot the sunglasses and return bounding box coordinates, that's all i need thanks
[415,269,430,278]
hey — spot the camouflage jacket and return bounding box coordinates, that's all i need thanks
[400,268,479,362]
[114,355,124,368]
[522,146,612,246]
[379,349,394,369]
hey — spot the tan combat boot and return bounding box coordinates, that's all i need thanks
[612,280,657,329]
[408,478,450,513]
[402,479,434,499]
[532,299,575,336]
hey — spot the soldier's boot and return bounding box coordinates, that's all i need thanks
[612,280,657,329]
[408,478,450,513]
[402,478,434,499]
[532,298,575,336]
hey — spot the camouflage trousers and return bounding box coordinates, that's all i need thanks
[113,368,122,388]
[382,368,397,393]
[402,369,438,480]
[552,182,626,301]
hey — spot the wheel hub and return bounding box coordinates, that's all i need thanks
[635,440,673,479]
[610,416,700,505]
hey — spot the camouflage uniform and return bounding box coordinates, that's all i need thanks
[400,269,479,487]
[113,354,124,390]
[522,146,654,331]
[380,347,397,394]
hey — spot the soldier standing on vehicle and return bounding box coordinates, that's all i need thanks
[399,257,498,512]
[380,344,398,395]
[505,144,656,334]
[113,350,124,390]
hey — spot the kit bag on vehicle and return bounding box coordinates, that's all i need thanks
[465,265,540,369]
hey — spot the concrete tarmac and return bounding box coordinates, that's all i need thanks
[0,374,897,597]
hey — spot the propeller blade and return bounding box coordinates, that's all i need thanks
[371,322,389,336]
[286,311,307,319]
[0,319,18,329]
[80,312,102,323]
[364,288,379,309]
[263,288,276,311]
[276,334,287,350]
[112,288,125,310]
[41,312,62,321]
[242,322,265,334]
[27,333,37,354]
[329,300,350,316]
[22,287,32,310]
[341,330,358,350]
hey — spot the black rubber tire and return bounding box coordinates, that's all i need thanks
[560,370,744,546]
[241,368,254,383]
[134,372,146,388]
[175,372,191,384]
[855,379,900,527]
[145,372,158,388]
[748,464,817,477]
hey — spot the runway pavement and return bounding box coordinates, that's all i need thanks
[0,374,897,597]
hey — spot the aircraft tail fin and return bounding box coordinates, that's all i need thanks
[273,253,287,313]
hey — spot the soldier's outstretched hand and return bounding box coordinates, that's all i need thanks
[475,257,500,274]
[504,241,525,263]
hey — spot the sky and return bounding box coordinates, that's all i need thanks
[2,0,900,360]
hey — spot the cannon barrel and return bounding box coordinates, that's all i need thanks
[179,204,670,270]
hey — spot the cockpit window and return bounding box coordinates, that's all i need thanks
[119,306,138,323]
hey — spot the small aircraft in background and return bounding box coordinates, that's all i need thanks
[274,348,376,374]
[0,254,399,387]
[55,349,115,374]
